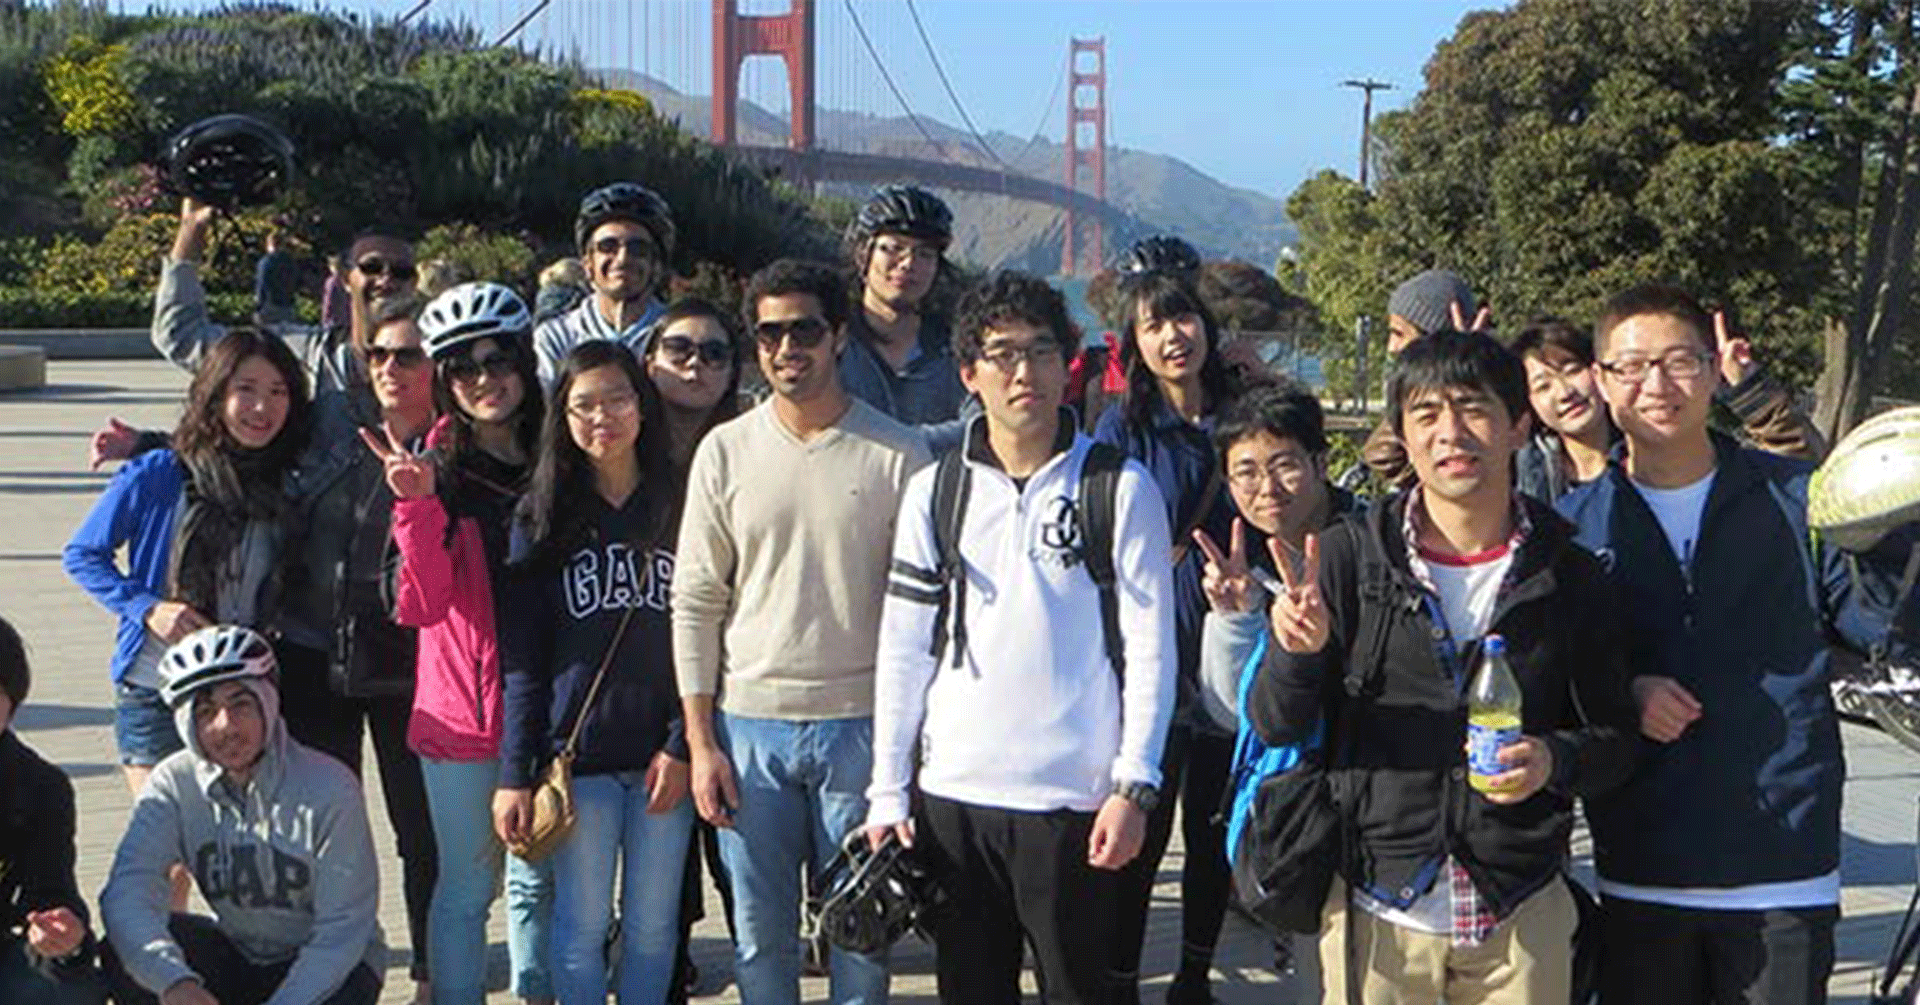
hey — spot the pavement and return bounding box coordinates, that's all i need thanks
[1,358,1915,1004]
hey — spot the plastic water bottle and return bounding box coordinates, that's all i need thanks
[1467,635,1523,794]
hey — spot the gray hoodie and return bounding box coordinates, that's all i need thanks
[100,674,385,1004]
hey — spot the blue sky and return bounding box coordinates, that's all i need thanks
[140,0,1492,201]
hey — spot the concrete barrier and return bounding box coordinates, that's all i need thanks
[0,329,159,360]
[0,345,48,390]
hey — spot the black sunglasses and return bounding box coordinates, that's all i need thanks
[366,345,427,368]
[592,235,655,258]
[444,353,519,385]
[658,335,734,368]
[753,317,830,349]
[356,257,418,282]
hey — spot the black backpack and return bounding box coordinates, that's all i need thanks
[926,442,1127,676]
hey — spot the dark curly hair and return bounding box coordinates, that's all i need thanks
[951,271,1080,363]
[741,259,848,333]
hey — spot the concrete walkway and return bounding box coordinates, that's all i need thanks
[2,359,1913,1004]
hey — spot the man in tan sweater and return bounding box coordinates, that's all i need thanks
[673,259,930,1005]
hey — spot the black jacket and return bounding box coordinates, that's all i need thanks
[1248,493,1640,919]
[0,730,96,977]
[1556,434,1909,888]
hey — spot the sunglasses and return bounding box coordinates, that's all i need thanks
[592,235,655,258]
[365,345,427,368]
[356,257,418,282]
[753,317,830,350]
[445,353,519,385]
[657,335,734,368]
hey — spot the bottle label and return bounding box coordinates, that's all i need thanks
[1467,721,1521,781]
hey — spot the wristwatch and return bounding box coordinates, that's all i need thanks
[1114,780,1161,813]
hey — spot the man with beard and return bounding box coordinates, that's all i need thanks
[674,260,928,1005]
[840,185,970,453]
[532,182,675,389]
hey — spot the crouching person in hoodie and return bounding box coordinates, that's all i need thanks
[101,625,385,1005]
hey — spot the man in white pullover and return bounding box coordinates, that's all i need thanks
[865,271,1176,1005]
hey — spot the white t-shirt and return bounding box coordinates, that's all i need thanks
[1634,470,1714,573]
[1611,468,1839,910]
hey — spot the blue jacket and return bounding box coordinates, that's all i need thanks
[1094,397,1237,734]
[1555,433,1908,888]
[64,450,186,686]
[838,314,969,454]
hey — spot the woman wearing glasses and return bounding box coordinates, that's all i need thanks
[368,283,556,1005]
[497,342,693,1005]
[1091,235,1250,1005]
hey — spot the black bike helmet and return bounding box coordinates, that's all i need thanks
[574,182,676,260]
[1116,235,1202,279]
[163,114,295,212]
[805,829,945,956]
[847,184,953,252]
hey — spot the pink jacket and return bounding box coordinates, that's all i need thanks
[393,494,503,762]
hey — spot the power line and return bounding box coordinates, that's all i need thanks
[1008,48,1068,172]
[903,0,1005,168]
[842,0,943,153]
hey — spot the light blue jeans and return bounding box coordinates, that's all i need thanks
[551,769,695,1005]
[419,756,553,1004]
[717,713,888,1005]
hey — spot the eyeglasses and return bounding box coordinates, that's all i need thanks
[445,354,518,386]
[753,317,831,350]
[365,345,427,368]
[872,237,940,265]
[658,335,734,368]
[592,235,655,258]
[977,341,1064,374]
[355,257,418,282]
[566,392,639,420]
[1228,453,1309,492]
[1598,350,1710,384]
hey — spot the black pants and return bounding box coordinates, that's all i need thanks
[917,794,1118,1005]
[276,640,437,981]
[1598,896,1837,1005]
[1109,725,1235,1001]
[101,913,380,1005]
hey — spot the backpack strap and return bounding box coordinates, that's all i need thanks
[928,449,973,667]
[1078,442,1127,681]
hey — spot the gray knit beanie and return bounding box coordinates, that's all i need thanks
[1387,270,1478,337]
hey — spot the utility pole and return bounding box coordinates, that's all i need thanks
[1341,78,1393,191]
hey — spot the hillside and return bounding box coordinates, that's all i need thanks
[600,70,1296,272]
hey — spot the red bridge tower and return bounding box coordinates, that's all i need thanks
[1062,37,1107,277]
[711,0,816,150]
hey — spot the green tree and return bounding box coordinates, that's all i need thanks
[1282,170,1394,405]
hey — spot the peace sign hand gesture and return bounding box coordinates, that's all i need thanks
[1713,309,1755,386]
[1268,533,1329,654]
[358,421,436,500]
[1194,518,1259,614]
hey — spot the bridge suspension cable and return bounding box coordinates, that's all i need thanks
[1008,48,1069,172]
[842,0,944,154]
[493,0,552,49]
[903,0,1008,170]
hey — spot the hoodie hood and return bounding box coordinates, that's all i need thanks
[173,674,286,795]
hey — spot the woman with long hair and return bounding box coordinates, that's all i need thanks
[365,283,554,1005]
[494,341,691,1005]
[1091,237,1246,1005]
[66,327,310,796]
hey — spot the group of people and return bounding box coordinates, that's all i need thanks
[0,169,1894,1005]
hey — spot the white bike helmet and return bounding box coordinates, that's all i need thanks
[1810,406,1920,553]
[159,624,278,709]
[421,282,532,361]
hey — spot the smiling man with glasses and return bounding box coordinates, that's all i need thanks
[532,182,677,389]
[1556,283,1917,1005]
[672,259,930,1005]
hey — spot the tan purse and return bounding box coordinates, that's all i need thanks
[508,605,635,862]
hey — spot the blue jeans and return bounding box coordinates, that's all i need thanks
[419,757,553,1003]
[113,681,183,767]
[552,769,694,1005]
[717,713,888,1005]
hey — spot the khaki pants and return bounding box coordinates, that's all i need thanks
[1317,875,1574,1005]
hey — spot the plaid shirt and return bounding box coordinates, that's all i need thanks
[1400,489,1534,947]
